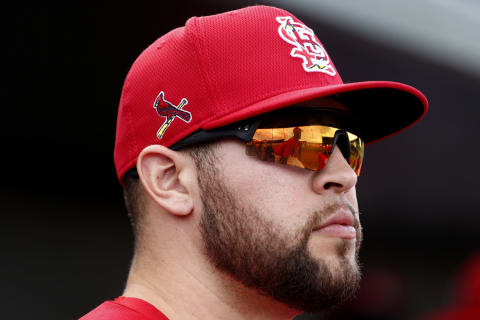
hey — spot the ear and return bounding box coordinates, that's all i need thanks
[136,145,194,216]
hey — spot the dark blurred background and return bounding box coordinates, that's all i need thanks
[4,0,480,319]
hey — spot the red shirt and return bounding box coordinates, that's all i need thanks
[80,297,169,320]
[274,137,300,158]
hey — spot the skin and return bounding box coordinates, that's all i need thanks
[123,138,361,320]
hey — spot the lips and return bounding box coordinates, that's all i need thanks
[312,210,356,239]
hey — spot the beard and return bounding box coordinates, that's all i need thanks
[196,154,362,313]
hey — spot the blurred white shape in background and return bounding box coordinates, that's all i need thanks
[261,0,480,76]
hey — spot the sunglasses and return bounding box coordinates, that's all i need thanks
[170,106,365,176]
[245,124,364,176]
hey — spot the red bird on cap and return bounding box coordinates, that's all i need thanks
[153,91,192,139]
[153,92,191,122]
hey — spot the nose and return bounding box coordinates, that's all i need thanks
[312,147,357,194]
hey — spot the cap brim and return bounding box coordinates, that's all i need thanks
[203,81,428,144]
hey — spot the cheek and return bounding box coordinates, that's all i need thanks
[232,165,296,206]
[222,157,308,227]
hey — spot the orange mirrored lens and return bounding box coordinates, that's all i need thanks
[245,125,364,176]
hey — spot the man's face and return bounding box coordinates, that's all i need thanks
[294,128,302,139]
[196,139,362,313]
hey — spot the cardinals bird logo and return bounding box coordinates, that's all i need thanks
[276,16,336,76]
[153,91,192,139]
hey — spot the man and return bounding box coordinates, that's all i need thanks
[81,5,427,320]
[274,127,302,165]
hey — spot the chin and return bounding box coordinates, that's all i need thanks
[316,239,358,268]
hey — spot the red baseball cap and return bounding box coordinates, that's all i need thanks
[114,5,428,182]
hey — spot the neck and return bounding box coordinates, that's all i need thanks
[123,250,301,320]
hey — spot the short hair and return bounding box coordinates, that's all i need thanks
[122,143,218,241]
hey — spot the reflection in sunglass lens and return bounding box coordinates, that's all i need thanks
[245,125,364,176]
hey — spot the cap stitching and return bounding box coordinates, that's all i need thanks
[188,17,219,114]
